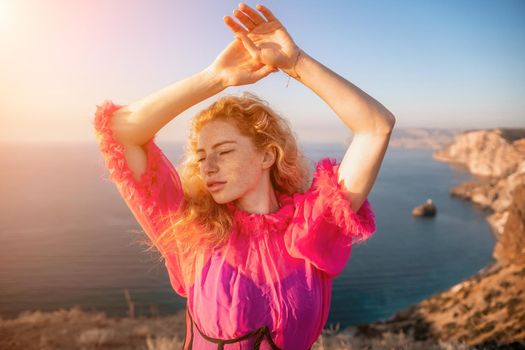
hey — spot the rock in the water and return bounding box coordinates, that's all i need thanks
[412,198,437,217]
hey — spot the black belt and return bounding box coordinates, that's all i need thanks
[184,307,282,349]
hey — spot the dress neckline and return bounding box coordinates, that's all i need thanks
[225,191,295,235]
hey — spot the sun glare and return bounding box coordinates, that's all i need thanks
[0,0,13,35]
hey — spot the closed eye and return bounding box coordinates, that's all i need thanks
[197,150,233,163]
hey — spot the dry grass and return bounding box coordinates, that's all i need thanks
[0,306,186,350]
[144,334,184,350]
[77,328,117,348]
[311,323,472,350]
[1,306,480,350]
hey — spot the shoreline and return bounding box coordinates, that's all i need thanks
[350,128,525,349]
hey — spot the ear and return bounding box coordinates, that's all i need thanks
[261,145,277,169]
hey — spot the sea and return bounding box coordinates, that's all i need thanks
[0,141,495,329]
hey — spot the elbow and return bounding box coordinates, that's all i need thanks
[386,113,396,132]
[111,108,150,146]
[375,112,396,135]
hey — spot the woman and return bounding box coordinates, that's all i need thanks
[93,3,394,349]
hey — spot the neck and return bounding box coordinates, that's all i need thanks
[235,188,280,215]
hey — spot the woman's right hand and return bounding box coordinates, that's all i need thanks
[206,36,279,88]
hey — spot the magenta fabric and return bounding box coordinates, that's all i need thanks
[93,100,377,349]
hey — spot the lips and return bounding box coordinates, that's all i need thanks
[207,182,226,192]
[206,181,227,191]
[206,180,226,187]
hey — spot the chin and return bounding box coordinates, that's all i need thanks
[210,187,241,205]
[209,191,230,204]
[210,195,227,204]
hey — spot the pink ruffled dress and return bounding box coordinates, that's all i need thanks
[93,100,376,350]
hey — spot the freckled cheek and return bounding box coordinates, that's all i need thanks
[226,164,244,185]
[224,161,251,187]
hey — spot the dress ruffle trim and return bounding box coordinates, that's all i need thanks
[226,192,295,236]
[311,157,376,245]
[93,99,163,226]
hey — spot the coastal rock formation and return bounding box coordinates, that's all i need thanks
[433,128,525,177]
[494,183,525,265]
[357,128,525,348]
[451,160,525,229]
[451,158,525,265]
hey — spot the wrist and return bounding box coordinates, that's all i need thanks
[281,48,304,80]
[203,65,229,90]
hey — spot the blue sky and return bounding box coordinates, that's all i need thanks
[0,0,523,143]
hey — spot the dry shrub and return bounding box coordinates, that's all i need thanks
[312,329,472,350]
[144,334,184,350]
[77,328,116,348]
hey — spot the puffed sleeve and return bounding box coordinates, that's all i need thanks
[284,157,376,279]
[92,99,188,297]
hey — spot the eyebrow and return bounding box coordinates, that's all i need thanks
[196,140,237,153]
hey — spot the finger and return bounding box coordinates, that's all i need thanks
[235,31,261,61]
[238,2,265,24]
[223,15,249,36]
[233,9,256,31]
[255,4,278,23]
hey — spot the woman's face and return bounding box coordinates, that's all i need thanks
[196,120,273,204]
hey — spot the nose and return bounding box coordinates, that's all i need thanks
[201,154,219,175]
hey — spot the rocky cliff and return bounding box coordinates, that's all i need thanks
[434,128,525,177]
[357,128,525,348]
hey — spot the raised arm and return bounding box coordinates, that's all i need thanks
[225,3,395,213]
[112,69,225,147]
[285,49,395,213]
[110,36,279,147]
[104,36,278,180]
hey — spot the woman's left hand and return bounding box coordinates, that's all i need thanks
[224,3,301,73]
